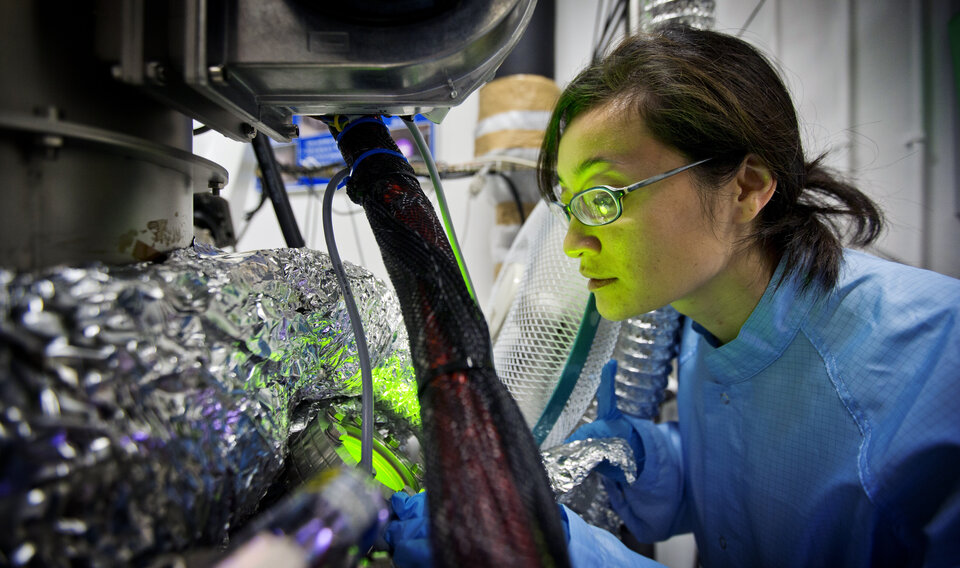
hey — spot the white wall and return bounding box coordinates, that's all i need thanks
[712,0,959,276]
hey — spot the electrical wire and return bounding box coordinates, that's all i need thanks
[737,0,768,37]
[322,167,374,475]
[592,0,607,60]
[473,155,540,169]
[244,190,269,221]
[593,0,627,63]
[401,116,478,304]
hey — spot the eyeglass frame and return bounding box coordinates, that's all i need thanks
[551,157,713,226]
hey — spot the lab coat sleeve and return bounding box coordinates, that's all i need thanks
[604,418,692,543]
[560,505,667,567]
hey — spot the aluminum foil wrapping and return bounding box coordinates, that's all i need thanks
[541,437,637,533]
[0,242,418,566]
[643,0,716,30]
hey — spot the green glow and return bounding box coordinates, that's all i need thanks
[345,353,421,426]
[338,435,407,492]
[234,311,421,440]
[334,420,421,493]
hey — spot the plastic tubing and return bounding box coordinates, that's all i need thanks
[611,306,683,418]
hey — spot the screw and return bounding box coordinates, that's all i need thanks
[241,123,257,140]
[208,179,225,195]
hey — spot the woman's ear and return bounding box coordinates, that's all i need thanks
[733,154,776,224]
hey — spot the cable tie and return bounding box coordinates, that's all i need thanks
[337,148,408,189]
[335,116,386,143]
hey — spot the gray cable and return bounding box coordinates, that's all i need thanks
[323,167,374,475]
[737,0,768,37]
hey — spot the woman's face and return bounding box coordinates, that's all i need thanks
[556,104,744,321]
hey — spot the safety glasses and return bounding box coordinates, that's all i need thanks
[551,157,712,226]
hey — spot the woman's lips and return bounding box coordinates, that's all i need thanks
[588,277,616,291]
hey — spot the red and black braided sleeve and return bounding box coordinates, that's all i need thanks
[331,117,569,568]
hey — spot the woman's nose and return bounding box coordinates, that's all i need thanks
[563,222,601,258]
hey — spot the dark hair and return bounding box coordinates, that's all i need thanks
[538,24,883,290]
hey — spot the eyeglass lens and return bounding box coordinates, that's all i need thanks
[572,188,619,225]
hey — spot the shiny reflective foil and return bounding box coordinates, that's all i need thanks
[0,243,417,566]
[541,437,637,533]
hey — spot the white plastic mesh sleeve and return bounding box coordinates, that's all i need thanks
[488,202,620,449]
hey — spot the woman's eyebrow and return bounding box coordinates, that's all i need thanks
[557,156,613,188]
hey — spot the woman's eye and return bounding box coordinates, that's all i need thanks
[588,192,616,214]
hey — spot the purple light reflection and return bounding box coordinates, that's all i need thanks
[395,138,414,158]
[310,527,334,558]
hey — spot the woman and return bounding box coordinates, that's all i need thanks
[546,24,960,567]
[387,24,960,567]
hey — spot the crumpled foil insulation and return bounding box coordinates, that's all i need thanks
[0,243,418,566]
[541,437,637,533]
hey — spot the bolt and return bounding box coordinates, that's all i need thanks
[208,179,225,195]
[241,123,257,140]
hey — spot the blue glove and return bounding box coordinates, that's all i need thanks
[385,491,433,568]
[565,359,645,483]
[385,492,580,567]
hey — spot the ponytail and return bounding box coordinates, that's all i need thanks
[757,154,884,290]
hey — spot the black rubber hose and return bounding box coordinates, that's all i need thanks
[251,132,305,248]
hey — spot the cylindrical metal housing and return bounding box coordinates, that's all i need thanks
[0,1,222,269]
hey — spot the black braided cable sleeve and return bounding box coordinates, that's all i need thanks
[328,117,570,568]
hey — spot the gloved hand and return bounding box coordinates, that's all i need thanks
[565,359,645,484]
[384,491,433,568]
[384,492,581,568]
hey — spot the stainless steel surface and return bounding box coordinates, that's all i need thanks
[117,0,537,141]
[0,111,227,191]
[0,2,223,269]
